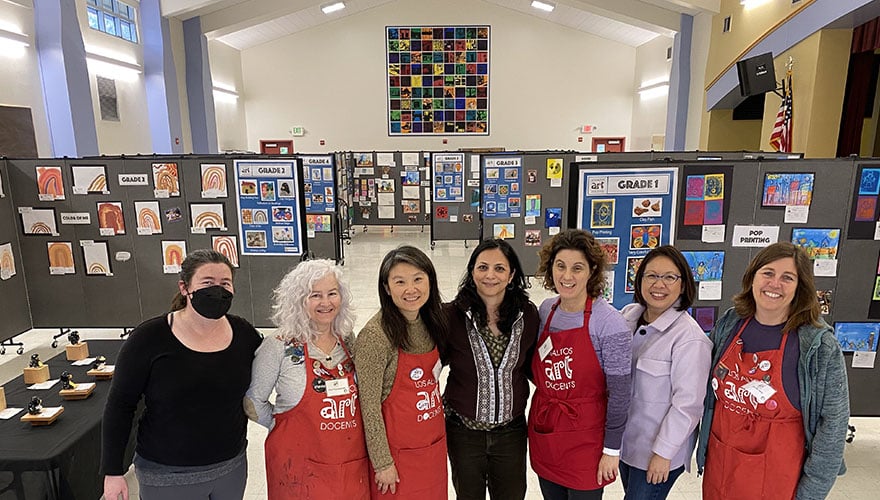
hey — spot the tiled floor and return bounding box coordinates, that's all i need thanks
[1,227,877,499]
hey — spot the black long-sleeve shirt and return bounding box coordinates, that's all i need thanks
[100,314,261,475]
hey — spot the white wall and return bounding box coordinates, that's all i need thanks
[687,11,712,150]
[237,0,637,153]
[168,16,193,153]
[208,40,247,151]
[630,35,672,151]
[75,0,152,155]
[0,0,52,155]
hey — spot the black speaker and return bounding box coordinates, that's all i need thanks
[736,52,778,97]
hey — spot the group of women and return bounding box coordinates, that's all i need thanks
[100,229,849,500]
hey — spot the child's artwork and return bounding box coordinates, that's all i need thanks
[596,237,620,265]
[791,228,840,259]
[355,153,373,167]
[632,198,661,218]
[190,203,226,229]
[201,163,228,198]
[47,242,75,274]
[848,165,880,238]
[525,229,542,246]
[152,163,180,196]
[591,199,615,229]
[677,166,733,239]
[21,208,58,235]
[162,241,187,273]
[545,208,562,228]
[525,195,541,218]
[212,236,239,267]
[762,172,814,207]
[97,202,125,235]
[377,179,395,193]
[306,214,332,233]
[0,242,16,280]
[493,224,514,239]
[682,251,725,282]
[135,201,163,234]
[625,256,644,293]
[82,241,111,275]
[689,306,718,333]
[834,322,880,352]
[36,166,65,200]
[71,165,107,193]
[402,200,420,214]
[817,289,834,315]
[629,224,661,250]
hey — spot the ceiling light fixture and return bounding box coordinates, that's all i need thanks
[531,1,555,13]
[321,2,345,14]
[740,0,771,8]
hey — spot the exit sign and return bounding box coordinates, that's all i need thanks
[291,126,305,136]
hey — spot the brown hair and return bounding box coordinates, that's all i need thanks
[537,229,606,299]
[170,249,235,311]
[633,245,696,311]
[732,242,820,332]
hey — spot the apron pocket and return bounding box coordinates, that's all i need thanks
[396,435,448,492]
[707,434,766,498]
[304,456,371,499]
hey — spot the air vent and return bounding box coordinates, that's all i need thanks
[97,76,119,121]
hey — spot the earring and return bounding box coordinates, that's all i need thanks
[507,281,514,290]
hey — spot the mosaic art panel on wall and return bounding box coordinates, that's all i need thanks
[386,25,489,135]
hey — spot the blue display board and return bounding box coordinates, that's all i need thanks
[483,156,522,218]
[233,159,304,256]
[576,167,678,309]
[301,155,335,213]
[432,153,465,202]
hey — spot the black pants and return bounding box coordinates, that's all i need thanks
[445,414,528,500]
[538,476,604,500]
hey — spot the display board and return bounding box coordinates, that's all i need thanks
[350,151,431,229]
[430,152,481,245]
[233,158,305,256]
[300,154,341,262]
[0,158,33,345]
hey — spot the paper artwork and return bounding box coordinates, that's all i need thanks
[306,214,332,233]
[97,202,125,235]
[596,237,620,265]
[21,208,58,235]
[625,256,644,293]
[82,241,111,275]
[190,203,226,229]
[72,166,107,193]
[47,242,75,274]
[816,289,833,315]
[630,224,661,250]
[212,236,239,267]
[162,241,187,273]
[762,173,814,207]
[36,166,65,200]
[201,164,228,198]
[834,322,880,352]
[0,242,16,280]
[152,163,180,196]
[682,251,725,282]
[135,201,163,234]
[791,228,839,259]
[525,229,542,246]
[493,224,515,239]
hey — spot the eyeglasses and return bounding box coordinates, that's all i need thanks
[642,273,682,285]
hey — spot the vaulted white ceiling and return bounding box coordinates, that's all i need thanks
[160,0,719,50]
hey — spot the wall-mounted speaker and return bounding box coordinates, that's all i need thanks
[736,52,778,97]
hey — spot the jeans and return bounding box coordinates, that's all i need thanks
[537,477,604,500]
[619,461,685,500]
[445,414,528,500]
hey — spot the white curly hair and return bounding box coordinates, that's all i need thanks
[271,259,355,344]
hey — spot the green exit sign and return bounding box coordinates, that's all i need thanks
[291,126,305,136]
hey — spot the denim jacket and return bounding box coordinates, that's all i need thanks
[696,308,849,500]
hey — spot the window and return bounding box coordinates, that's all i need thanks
[86,0,138,43]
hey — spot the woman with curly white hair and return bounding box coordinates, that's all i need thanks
[245,259,369,499]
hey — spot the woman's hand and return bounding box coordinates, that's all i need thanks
[597,454,619,485]
[103,475,128,500]
[647,453,671,484]
[375,464,400,494]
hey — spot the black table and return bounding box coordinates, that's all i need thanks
[0,340,135,500]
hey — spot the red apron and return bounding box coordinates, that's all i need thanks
[265,342,370,499]
[528,298,607,491]
[703,318,805,500]
[370,348,447,499]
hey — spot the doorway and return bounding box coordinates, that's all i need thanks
[592,137,625,153]
[260,140,294,155]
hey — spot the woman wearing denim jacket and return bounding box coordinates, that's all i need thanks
[619,246,711,499]
[696,242,849,500]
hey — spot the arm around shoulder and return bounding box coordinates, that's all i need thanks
[245,336,285,429]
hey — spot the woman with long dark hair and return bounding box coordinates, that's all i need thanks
[354,245,449,498]
[442,239,539,499]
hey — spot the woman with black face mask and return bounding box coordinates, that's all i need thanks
[101,249,262,500]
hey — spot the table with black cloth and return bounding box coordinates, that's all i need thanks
[0,339,136,500]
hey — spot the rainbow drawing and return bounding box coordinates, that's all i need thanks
[201,164,227,197]
[135,201,162,233]
[47,242,75,272]
[88,263,108,274]
[36,166,65,199]
[0,243,16,279]
[253,210,269,224]
[190,204,225,229]
[152,163,180,196]
[212,236,239,267]
[71,166,107,194]
[21,209,57,235]
[97,202,126,234]
[88,174,107,192]
[83,242,111,275]
[162,241,187,273]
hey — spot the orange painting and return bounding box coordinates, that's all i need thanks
[152,163,180,196]
[0,242,15,279]
[47,242,75,273]
[212,236,239,267]
[36,166,64,199]
[190,204,225,229]
[135,201,162,233]
[162,241,187,272]
[97,202,126,234]
[201,164,227,197]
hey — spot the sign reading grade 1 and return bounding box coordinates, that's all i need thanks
[588,174,670,196]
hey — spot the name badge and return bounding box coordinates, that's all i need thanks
[742,380,777,404]
[538,336,553,360]
[430,358,441,382]
[325,378,350,397]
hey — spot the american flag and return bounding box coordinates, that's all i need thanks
[769,72,793,152]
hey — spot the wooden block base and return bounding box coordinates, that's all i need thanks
[59,383,95,400]
[87,365,115,380]
[23,365,50,385]
[0,387,5,411]
[20,406,64,426]
[65,342,89,361]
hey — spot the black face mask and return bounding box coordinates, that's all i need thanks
[188,285,233,319]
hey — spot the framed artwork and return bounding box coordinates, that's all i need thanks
[761,172,814,207]
[97,202,125,235]
[20,208,58,235]
[386,25,490,135]
[190,203,226,230]
[47,242,75,274]
[152,162,180,196]
[135,201,163,234]
[212,235,239,267]
[848,164,880,238]
[200,163,228,198]
[162,241,187,273]
[71,165,107,194]
[36,166,65,200]
[676,165,733,240]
